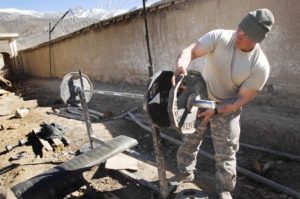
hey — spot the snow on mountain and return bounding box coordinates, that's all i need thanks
[0,8,45,17]
[68,6,107,18]
[0,8,108,20]
[0,0,161,20]
[0,0,162,49]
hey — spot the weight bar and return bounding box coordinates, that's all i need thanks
[82,89,144,99]
[61,71,215,134]
[60,72,144,105]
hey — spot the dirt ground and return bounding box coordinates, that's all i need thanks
[0,75,299,199]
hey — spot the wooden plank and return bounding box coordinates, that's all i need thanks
[39,138,53,151]
[52,138,64,152]
[32,128,53,151]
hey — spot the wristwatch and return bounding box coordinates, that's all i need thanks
[214,107,219,115]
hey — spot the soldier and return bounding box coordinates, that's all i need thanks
[174,9,275,199]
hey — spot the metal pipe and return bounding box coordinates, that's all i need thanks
[49,22,51,77]
[49,10,70,33]
[192,99,216,109]
[126,113,300,199]
[127,112,170,198]
[83,89,144,99]
[78,70,94,149]
[48,9,70,78]
[150,125,169,199]
[142,0,153,77]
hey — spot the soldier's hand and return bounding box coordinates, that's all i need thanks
[172,67,187,86]
[175,66,187,76]
[197,109,214,125]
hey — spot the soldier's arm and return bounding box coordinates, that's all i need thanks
[217,87,258,114]
[198,87,257,125]
[175,42,207,76]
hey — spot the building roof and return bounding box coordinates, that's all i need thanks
[0,33,19,41]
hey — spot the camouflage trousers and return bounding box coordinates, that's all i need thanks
[177,110,241,191]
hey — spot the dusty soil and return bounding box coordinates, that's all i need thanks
[0,75,299,199]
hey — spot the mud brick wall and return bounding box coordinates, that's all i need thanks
[18,0,300,86]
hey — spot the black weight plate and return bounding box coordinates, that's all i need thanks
[168,71,208,134]
[144,71,174,127]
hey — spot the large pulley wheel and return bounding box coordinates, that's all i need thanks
[60,72,93,105]
[168,71,208,134]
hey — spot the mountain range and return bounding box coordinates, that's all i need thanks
[0,7,134,50]
[0,0,162,50]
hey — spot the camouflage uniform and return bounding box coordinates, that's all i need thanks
[177,109,241,192]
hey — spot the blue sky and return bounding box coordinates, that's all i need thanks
[0,0,159,12]
[0,0,98,12]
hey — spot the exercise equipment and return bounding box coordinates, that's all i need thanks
[144,70,215,134]
[11,135,138,199]
[57,70,215,198]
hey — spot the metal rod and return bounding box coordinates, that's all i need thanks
[142,0,153,77]
[150,125,169,199]
[50,10,70,33]
[49,22,51,78]
[78,70,94,149]
[83,89,144,99]
[48,9,70,78]
[239,143,300,162]
[192,99,216,109]
[46,111,85,121]
[236,166,300,199]
[127,112,169,198]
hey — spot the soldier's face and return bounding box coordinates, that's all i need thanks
[235,28,256,52]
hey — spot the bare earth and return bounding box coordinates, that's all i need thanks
[0,76,299,199]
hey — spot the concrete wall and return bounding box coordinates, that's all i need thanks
[19,0,300,86]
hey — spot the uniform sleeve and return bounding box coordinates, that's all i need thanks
[198,29,223,53]
[241,64,270,91]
